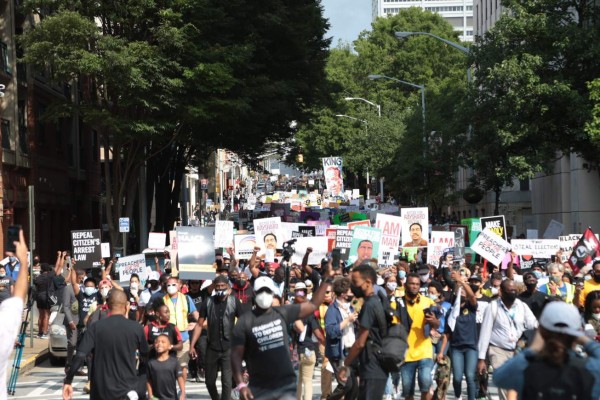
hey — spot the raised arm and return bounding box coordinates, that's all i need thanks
[10,229,29,300]
[298,259,332,320]
[301,248,314,276]
[249,247,261,278]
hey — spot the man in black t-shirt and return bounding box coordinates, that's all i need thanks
[187,279,209,382]
[518,271,551,319]
[63,290,149,400]
[231,249,334,400]
[343,263,388,400]
[190,275,242,400]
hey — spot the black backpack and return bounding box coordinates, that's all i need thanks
[523,353,594,400]
[371,291,409,373]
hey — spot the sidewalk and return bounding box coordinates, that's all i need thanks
[8,305,50,376]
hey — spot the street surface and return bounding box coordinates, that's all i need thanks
[12,359,500,399]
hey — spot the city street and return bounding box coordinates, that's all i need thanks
[13,359,500,399]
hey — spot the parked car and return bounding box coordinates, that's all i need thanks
[48,306,67,365]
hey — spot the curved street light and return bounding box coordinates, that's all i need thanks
[395,31,470,54]
[343,97,381,117]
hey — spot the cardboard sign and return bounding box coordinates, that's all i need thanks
[234,234,256,259]
[335,229,353,261]
[291,237,329,265]
[148,232,167,250]
[254,217,283,252]
[169,230,178,251]
[177,226,215,280]
[298,226,316,237]
[559,234,582,263]
[427,232,455,266]
[326,228,337,252]
[307,220,330,236]
[215,221,234,248]
[101,243,111,258]
[71,229,102,270]
[117,254,148,283]
[450,225,468,261]
[322,157,344,197]
[471,228,512,266]
[349,226,382,264]
[401,208,429,247]
[375,214,403,265]
[511,239,560,258]
[480,215,507,241]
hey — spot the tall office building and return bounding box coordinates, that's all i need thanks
[373,0,474,42]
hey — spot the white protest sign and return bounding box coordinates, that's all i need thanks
[282,222,301,242]
[101,243,111,258]
[214,221,234,248]
[291,237,329,265]
[559,234,582,262]
[471,228,512,266]
[427,232,455,266]
[375,213,403,265]
[148,232,167,250]
[234,235,256,259]
[543,219,564,239]
[254,217,283,253]
[117,254,148,283]
[511,239,560,258]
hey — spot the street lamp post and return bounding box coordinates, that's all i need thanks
[344,97,381,117]
[334,114,371,200]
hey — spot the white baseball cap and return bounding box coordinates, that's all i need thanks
[539,301,584,337]
[148,271,160,282]
[200,280,213,291]
[294,282,307,291]
[254,276,278,293]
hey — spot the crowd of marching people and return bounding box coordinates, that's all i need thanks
[3,226,600,400]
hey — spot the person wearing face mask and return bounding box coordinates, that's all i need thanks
[139,271,164,308]
[538,262,575,304]
[190,275,243,400]
[477,279,538,400]
[416,264,432,296]
[84,279,114,326]
[518,271,550,319]
[232,270,254,311]
[122,274,142,321]
[482,272,502,299]
[583,290,600,337]
[324,277,359,400]
[163,276,199,383]
[186,279,210,383]
[231,261,334,400]
[576,260,600,309]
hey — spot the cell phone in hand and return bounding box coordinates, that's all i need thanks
[331,248,341,270]
[6,225,21,254]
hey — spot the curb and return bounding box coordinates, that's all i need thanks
[20,348,49,375]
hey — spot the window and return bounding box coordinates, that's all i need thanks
[0,42,11,75]
[18,101,27,154]
[92,130,98,161]
[519,179,530,191]
[1,119,11,150]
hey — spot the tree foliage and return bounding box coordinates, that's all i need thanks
[465,0,600,194]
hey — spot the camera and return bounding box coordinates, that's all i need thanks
[282,239,297,262]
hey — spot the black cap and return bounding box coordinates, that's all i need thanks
[468,275,482,283]
[216,264,230,272]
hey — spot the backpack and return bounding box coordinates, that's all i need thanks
[371,291,409,374]
[523,353,594,400]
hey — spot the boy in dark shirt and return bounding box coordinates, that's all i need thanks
[147,334,185,400]
[144,303,183,357]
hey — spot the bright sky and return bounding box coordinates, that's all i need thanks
[322,0,373,47]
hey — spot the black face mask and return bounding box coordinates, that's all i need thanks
[346,295,354,303]
[525,282,537,291]
[237,279,247,287]
[147,314,157,322]
[594,274,600,283]
[350,284,365,298]
[502,292,518,303]
[273,275,284,284]
[469,284,480,293]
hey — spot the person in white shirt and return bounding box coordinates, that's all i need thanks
[0,229,29,396]
[477,279,538,400]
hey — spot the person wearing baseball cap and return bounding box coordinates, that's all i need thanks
[494,301,600,399]
[231,262,335,400]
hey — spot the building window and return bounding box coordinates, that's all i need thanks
[92,130,98,161]
[0,42,11,75]
[18,101,28,154]
[1,119,11,150]
[519,179,530,191]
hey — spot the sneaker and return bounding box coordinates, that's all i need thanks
[83,381,91,394]
[75,369,87,377]
[39,334,49,340]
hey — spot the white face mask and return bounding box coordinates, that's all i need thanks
[84,287,97,296]
[592,313,600,321]
[428,294,439,301]
[420,274,429,283]
[130,283,139,291]
[386,282,398,292]
[167,285,179,295]
[100,288,110,298]
[255,292,274,309]
[491,287,499,296]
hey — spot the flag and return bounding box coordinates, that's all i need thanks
[568,228,600,275]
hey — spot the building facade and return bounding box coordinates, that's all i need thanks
[0,1,101,259]
[373,0,474,42]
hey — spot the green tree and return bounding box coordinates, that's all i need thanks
[465,0,600,209]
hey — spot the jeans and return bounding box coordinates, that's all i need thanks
[400,358,434,397]
[205,348,232,400]
[450,347,478,400]
[297,350,316,400]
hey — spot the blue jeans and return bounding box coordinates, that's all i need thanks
[450,347,478,400]
[400,358,434,397]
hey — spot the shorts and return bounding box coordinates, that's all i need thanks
[36,297,52,310]
[177,340,190,368]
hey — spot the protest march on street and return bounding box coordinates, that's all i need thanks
[2,150,600,400]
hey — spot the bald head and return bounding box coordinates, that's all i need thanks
[108,289,129,311]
